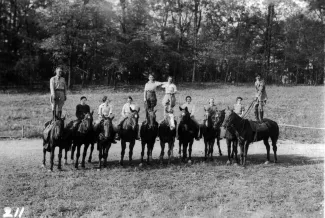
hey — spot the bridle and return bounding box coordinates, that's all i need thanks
[224,113,245,143]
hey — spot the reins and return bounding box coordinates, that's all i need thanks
[242,99,256,119]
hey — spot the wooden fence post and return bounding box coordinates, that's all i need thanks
[22,125,24,138]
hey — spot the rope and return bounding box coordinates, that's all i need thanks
[242,99,256,119]
[279,124,325,130]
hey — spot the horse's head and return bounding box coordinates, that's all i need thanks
[130,107,140,122]
[215,109,226,128]
[203,108,214,128]
[146,109,157,129]
[52,116,66,140]
[179,106,191,123]
[165,108,175,130]
[78,111,94,134]
[102,116,114,139]
[222,107,236,129]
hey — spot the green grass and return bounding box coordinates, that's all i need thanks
[0,83,324,143]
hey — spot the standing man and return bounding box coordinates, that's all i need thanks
[50,66,67,120]
[144,74,164,110]
[254,73,267,121]
[161,76,177,115]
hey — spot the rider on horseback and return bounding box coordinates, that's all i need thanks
[71,96,90,134]
[179,96,200,140]
[199,98,218,139]
[116,96,140,140]
[233,97,245,117]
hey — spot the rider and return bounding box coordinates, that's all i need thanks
[161,76,177,116]
[72,96,91,132]
[94,96,117,143]
[50,66,67,120]
[116,96,140,140]
[199,98,218,139]
[254,73,267,121]
[144,74,164,110]
[233,97,245,117]
[179,96,200,140]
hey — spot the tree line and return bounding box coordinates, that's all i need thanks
[0,0,324,88]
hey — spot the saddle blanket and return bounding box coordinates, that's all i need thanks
[249,120,269,132]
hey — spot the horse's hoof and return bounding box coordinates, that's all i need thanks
[97,168,101,172]
[188,160,192,164]
[219,153,223,156]
[64,161,68,165]
[264,161,270,165]
[81,165,85,168]
[88,159,92,163]
[139,163,143,168]
[226,160,231,165]
[41,164,46,168]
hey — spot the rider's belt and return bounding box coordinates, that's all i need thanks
[166,93,175,95]
[55,89,65,91]
[146,90,155,93]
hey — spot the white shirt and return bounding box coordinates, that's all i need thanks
[162,82,177,94]
[98,103,113,119]
[121,103,136,117]
[181,102,196,116]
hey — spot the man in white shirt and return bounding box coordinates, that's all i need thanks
[49,66,67,120]
[161,76,177,115]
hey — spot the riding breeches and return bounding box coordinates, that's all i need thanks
[51,90,65,111]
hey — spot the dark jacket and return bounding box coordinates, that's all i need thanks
[76,104,90,120]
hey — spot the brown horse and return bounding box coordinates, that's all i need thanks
[158,108,177,164]
[70,112,94,169]
[42,116,65,171]
[120,107,140,166]
[178,106,199,163]
[140,108,158,166]
[215,110,238,165]
[222,109,279,166]
[201,109,224,161]
[97,116,115,170]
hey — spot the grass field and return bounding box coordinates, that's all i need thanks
[0,83,324,143]
[0,84,324,217]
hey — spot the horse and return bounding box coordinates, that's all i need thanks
[201,108,224,161]
[222,109,279,166]
[70,112,94,169]
[178,106,199,163]
[140,108,158,166]
[97,116,115,170]
[42,116,66,171]
[215,110,238,165]
[158,108,177,164]
[120,107,140,166]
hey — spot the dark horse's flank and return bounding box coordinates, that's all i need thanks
[97,116,115,170]
[120,107,140,166]
[158,108,177,164]
[222,110,279,166]
[215,110,238,165]
[140,109,158,165]
[42,116,65,171]
[201,109,224,161]
[178,106,199,163]
[70,112,94,169]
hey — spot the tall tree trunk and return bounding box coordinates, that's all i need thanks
[120,0,127,34]
[264,4,274,82]
[191,0,200,83]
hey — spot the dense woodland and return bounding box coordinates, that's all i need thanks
[0,0,324,88]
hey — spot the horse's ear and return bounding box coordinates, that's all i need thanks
[130,107,135,113]
[91,110,94,116]
[179,106,183,111]
[137,107,140,113]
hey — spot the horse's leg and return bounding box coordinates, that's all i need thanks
[233,139,239,165]
[159,141,165,164]
[50,146,55,172]
[183,142,187,162]
[204,140,208,161]
[188,140,193,163]
[147,142,151,164]
[226,139,232,165]
[64,146,68,165]
[210,139,215,161]
[71,143,76,162]
[239,141,244,165]
[42,148,46,167]
[88,142,94,163]
[81,143,89,168]
[120,140,126,166]
[129,140,135,165]
[178,141,182,160]
[216,137,222,156]
[167,141,173,164]
[58,146,63,170]
[75,144,81,169]
[271,137,278,163]
[98,142,103,170]
[149,141,154,163]
[104,143,110,167]
[263,138,271,164]
[243,141,250,166]
[140,141,145,164]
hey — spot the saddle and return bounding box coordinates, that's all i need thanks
[249,120,269,132]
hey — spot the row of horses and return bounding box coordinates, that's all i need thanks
[43,106,279,171]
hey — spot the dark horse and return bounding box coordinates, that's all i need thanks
[201,108,224,161]
[120,107,140,166]
[215,110,238,165]
[97,116,115,170]
[42,116,65,171]
[70,112,94,169]
[178,106,199,163]
[158,108,177,164]
[140,109,158,165]
[222,110,279,166]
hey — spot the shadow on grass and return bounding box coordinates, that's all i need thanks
[59,152,323,171]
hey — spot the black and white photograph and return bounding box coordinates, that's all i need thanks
[0,0,324,217]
